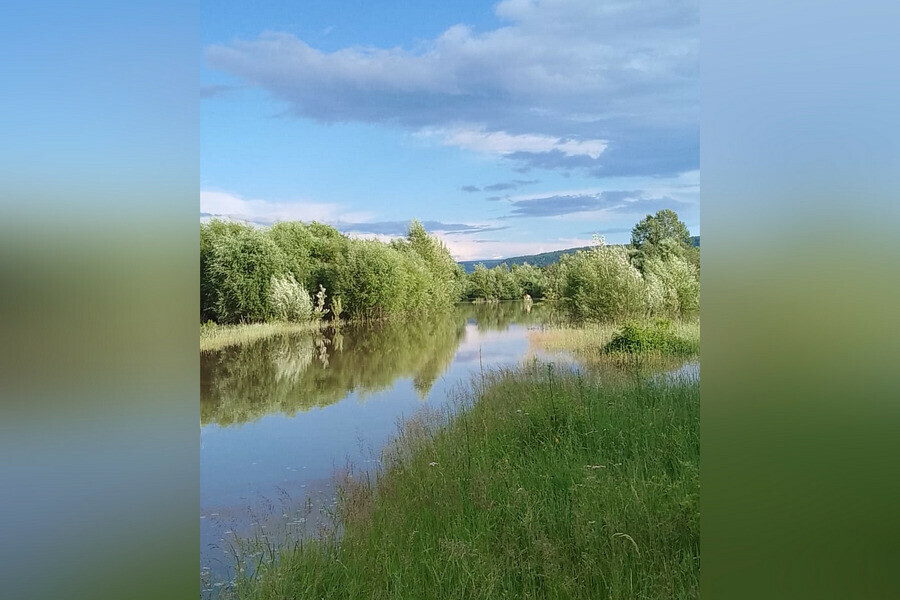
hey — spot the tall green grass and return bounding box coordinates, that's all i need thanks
[230,362,699,599]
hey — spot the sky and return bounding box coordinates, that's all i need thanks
[201,0,699,261]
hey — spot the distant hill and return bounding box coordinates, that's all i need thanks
[459,246,594,273]
[458,236,699,273]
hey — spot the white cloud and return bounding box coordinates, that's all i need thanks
[200,189,344,225]
[436,233,595,262]
[419,126,607,158]
[344,231,399,244]
[205,0,698,177]
[200,190,505,240]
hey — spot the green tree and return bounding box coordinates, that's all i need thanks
[644,255,700,317]
[201,219,464,323]
[266,222,315,287]
[467,264,495,301]
[201,219,258,322]
[305,222,350,302]
[511,262,546,299]
[207,226,286,323]
[559,242,648,321]
[630,209,692,269]
[495,264,521,300]
[344,239,405,319]
[392,220,463,307]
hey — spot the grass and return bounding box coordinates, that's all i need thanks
[200,321,329,353]
[229,360,699,599]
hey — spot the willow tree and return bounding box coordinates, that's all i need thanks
[206,225,286,323]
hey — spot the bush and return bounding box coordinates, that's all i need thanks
[464,262,541,302]
[312,284,330,320]
[344,239,404,319]
[201,220,256,322]
[512,262,547,299]
[559,241,648,321]
[201,219,464,324]
[644,255,700,317]
[266,222,315,286]
[331,296,344,322]
[268,274,313,322]
[392,220,465,307]
[206,225,286,323]
[604,319,695,354]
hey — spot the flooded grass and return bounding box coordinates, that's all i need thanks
[200,321,329,353]
[229,359,699,599]
[529,318,699,367]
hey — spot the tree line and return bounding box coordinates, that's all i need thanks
[201,209,698,324]
[201,220,466,324]
[463,209,700,319]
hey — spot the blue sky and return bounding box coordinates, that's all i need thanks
[201,0,698,261]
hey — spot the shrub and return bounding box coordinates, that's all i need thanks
[266,222,315,286]
[465,262,543,302]
[312,284,330,320]
[344,239,404,319]
[201,219,257,322]
[644,255,700,317]
[331,296,344,322]
[559,241,648,321]
[206,225,286,323]
[392,220,465,308]
[512,262,546,299]
[268,274,313,322]
[200,219,498,323]
[604,319,696,354]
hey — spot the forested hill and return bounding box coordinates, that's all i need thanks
[458,246,593,273]
[457,236,699,273]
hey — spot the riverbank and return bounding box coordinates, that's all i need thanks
[228,325,700,599]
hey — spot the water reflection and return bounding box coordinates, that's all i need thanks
[202,302,550,426]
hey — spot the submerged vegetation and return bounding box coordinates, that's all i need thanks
[530,319,699,360]
[229,362,699,600]
[528,319,699,377]
[200,321,326,353]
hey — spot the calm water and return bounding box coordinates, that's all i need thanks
[200,302,562,592]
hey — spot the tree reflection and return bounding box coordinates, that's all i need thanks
[201,303,550,426]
